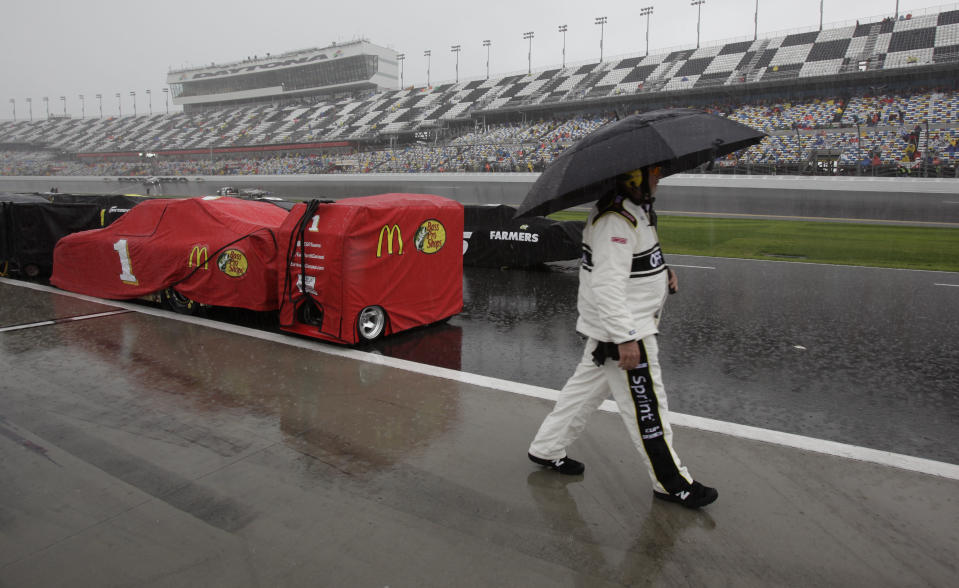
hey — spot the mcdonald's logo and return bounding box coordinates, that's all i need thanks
[188,245,209,270]
[376,225,404,257]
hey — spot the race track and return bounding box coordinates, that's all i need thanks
[3,173,959,225]
[370,255,959,465]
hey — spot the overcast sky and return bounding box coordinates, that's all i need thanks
[0,0,947,119]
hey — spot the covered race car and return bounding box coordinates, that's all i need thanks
[2,193,145,278]
[278,194,463,344]
[50,193,463,345]
[463,204,584,267]
[51,197,289,312]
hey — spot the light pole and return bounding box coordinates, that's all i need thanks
[523,31,534,75]
[130,91,136,117]
[162,88,169,114]
[691,0,705,49]
[641,6,653,57]
[451,45,461,83]
[595,16,607,62]
[60,96,66,116]
[42,96,49,118]
[115,92,121,117]
[79,94,85,118]
[96,94,103,119]
[8,98,14,121]
[754,0,759,40]
[146,89,152,115]
[558,25,567,68]
[26,97,32,121]
[819,0,824,31]
[397,53,405,89]
[483,40,491,79]
[424,49,431,87]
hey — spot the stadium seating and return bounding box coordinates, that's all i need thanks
[4,7,959,177]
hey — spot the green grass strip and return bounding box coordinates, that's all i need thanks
[548,212,959,272]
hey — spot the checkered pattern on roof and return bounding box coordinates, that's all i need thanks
[719,41,754,56]
[614,57,644,69]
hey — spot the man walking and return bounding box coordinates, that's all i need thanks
[528,165,718,509]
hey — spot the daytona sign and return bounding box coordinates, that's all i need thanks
[190,53,330,80]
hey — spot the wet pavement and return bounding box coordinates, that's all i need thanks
[2,279,958,587]
[372,256,959,465]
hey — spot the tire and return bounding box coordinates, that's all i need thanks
[163,288,201,315]
[297,299,323,326]
[356,305,387,341]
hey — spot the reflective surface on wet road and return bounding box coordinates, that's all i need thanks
[371,256,959,465]
[3,280,957,587]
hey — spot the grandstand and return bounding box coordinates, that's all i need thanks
[3,6,959,178]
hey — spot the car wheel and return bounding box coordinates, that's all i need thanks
[163,288,201,315]
[298,299,323,327]
[357,305,387,341]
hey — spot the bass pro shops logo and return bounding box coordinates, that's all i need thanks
[377,224,404,257]
[414,219,446,254]
[217,248,248,278]
[188,245,210,270]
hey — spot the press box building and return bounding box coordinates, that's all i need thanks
[166,40,399,113]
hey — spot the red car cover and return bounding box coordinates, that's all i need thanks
[278,194,463,344]
[52,197,290,311]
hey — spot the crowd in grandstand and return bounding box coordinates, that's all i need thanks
[3,88,958,178]
[4,6,959,178]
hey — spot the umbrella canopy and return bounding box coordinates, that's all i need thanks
[515,108,766,218]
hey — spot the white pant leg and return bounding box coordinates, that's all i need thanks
[604,334,692,494]
[529,338,610,461]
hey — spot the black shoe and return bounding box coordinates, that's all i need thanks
[528,452,585,475]
[653,481,718,509]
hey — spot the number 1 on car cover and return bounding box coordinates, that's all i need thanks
[113,239,139,285]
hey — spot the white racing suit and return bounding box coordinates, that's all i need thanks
[529,194,693,494]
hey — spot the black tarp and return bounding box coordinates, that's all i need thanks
[0,193,146,277]
[1,194,49,275]
[46,193,148,226]
[464,204,583,268]
[251,197,299,211]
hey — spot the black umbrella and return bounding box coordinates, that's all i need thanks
[515,108,766,218]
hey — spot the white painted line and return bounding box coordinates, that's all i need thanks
[934,283,959,287]
[661,209,959,227]
[1,320,57,332]
[3,278,958,481]
[0,309,130,333]
[671,254,957,275]
[671,264,715,270]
